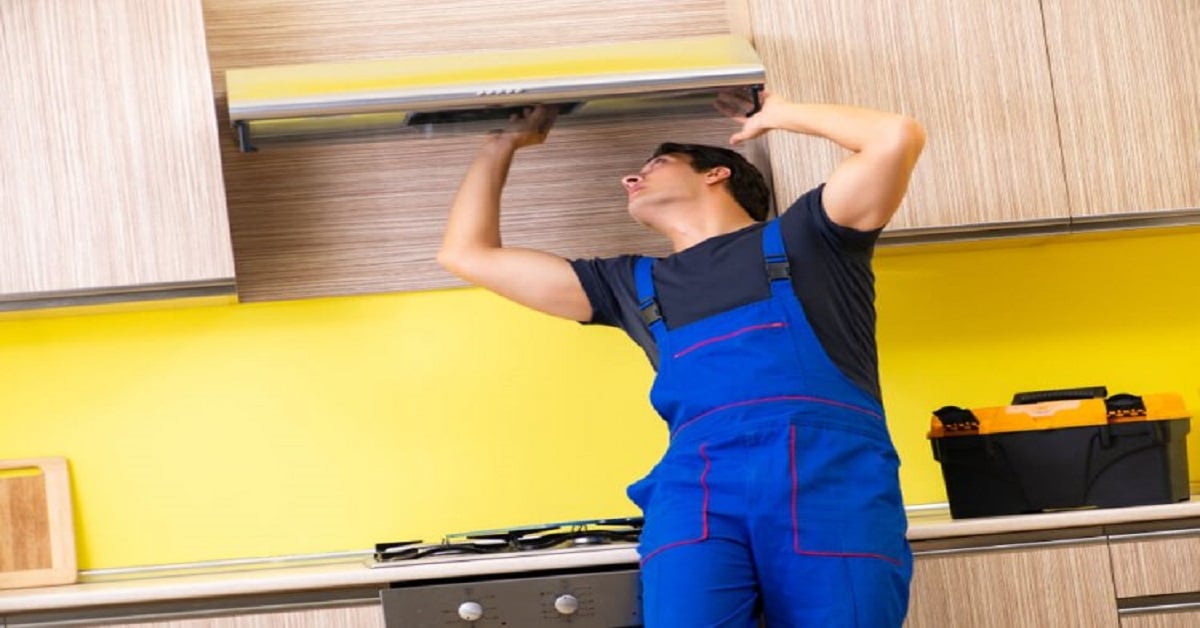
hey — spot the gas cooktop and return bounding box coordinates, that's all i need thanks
[370,517,642,567]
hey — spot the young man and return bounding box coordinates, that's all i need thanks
[439,89,925,627]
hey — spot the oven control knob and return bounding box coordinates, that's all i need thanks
[554,594,580,615]
[457,601,484,621]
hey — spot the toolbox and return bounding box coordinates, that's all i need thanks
[928,386,1191,519]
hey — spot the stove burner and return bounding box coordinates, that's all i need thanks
[373,517,643,563]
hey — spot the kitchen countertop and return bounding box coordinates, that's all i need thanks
[4,499,1200,615]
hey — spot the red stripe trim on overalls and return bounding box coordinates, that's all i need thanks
[671,395,882,439]
[672,322,787,359]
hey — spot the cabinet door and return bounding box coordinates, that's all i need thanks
[0,0,234,308]
[745,0,1069,232]
[905,534,1118,628]
[62,602,384,628]
[202,0,737,302]
[1043,0,1200,218]
[1108,525,1200,598]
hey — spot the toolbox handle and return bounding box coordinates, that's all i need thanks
[1011,386,1108,405]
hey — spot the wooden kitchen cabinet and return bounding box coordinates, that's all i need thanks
[86,602,384,627]
[0,0,235,311]
[1121,608,1200,628]
[744,0,1070,232]
[201,0,737,302]
[6,591,385,627]
[1109,526,1200,598]
[905,529,1118,628]
[1042,0,1200,219]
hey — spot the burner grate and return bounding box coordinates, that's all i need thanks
[374,517,643,563]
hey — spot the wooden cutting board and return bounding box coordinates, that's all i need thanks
[0,457,77,589]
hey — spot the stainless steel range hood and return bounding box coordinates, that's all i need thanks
[225,34,765,152]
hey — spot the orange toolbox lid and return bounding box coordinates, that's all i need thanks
[928,390,1189,439]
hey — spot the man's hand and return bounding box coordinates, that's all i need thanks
[715,88,783,146]
[492,104,559,150]
[715,88,925,231]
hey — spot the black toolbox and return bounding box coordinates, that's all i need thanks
[928,387,1191,519]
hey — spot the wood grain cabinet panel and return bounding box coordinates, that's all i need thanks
[1042,0,1200,218]
[86,602,383,627]
[0,0,235,307]
[201,0,743,302]
[1121,608,1200,628]
[744,0,1070,232]
[905,535,1118,628]
[1108,528,1200,598]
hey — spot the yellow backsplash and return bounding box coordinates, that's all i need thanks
[1,226,1197,569]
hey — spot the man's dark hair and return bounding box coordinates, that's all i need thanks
[652,142,771,221]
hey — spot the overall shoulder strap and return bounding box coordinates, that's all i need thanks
[633,256,665,330]
[760,220,792,294]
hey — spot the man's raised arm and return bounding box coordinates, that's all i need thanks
[437,106,593,322]
[717,91,925,231]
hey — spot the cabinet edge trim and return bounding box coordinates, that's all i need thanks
[0,280,236,313]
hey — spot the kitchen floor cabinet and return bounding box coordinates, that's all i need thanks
[1108,522,1200,598]
[1108,518,1200,625]
[85,603,384,627]
[1120,609,1200,628]
[5,592,384,628]
[1,0,235,312]
[904,529,1118,628]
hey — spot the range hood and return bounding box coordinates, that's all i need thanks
[224,34,765,152]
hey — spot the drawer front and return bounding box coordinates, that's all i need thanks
[1109,529,1200,598]
[381,570,641,627]
[1121,607,1200,628]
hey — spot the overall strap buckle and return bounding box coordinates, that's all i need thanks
[765,257,791,282]
[634,256,665,328]
[760,219,791,283]
[639,298,663,326]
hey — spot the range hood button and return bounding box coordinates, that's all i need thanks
[554,594,580,615]
[457,600,484,621]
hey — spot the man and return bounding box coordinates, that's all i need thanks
[438,89,925,627]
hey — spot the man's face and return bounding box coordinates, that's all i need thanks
[621,153,703,220]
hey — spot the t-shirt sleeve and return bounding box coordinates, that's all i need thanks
[781,184,882,252]
[568,255,638,327]
[569,255,662,369]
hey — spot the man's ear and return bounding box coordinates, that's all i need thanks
[705,166,732,185]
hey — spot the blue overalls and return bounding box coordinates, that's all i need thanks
[627,219,912,627]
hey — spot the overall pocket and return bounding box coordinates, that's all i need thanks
[789,423,910,566]
[626,443,712,565]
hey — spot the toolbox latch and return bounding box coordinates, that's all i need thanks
[933,406,980,434]
[1105,393,1147,420]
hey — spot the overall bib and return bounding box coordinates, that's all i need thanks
[627,219,912,627]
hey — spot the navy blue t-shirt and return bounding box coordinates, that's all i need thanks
[569,185,884,402]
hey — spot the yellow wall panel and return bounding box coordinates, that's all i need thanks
[2,227,1199,569]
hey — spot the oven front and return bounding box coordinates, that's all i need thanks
[380,567,642,627]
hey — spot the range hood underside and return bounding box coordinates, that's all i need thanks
[233,88,758,151]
